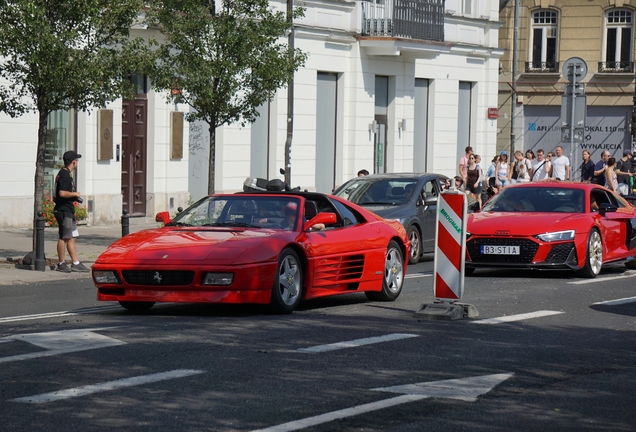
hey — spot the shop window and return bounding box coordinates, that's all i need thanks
[44,110,75,199]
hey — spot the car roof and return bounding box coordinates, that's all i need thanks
[345,173,446,181]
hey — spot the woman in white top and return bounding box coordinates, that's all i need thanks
[495,151,509,188]
[512,150,532,183]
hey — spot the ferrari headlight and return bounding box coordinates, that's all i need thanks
[202,272,234,286]
[536,230,575,242]
[93,270,121,284]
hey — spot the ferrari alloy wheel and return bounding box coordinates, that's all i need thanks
[366,240,404,301]
[407,225,421,264]
[119,301,155,312]
[577,229,602,278]
[270,248,303,314]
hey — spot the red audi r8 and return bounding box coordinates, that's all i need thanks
[92,192,410,313]
[465,182,636,277]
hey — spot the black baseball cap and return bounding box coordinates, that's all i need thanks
[63,150,82,164]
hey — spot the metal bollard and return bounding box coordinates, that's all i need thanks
[34,211,46,271]
[121,209,130,237]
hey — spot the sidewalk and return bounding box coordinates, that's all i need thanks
[0,220,158,286]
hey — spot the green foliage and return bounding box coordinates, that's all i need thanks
[147,0,306,127]
[0,0,153,117]
[145,0,306,193]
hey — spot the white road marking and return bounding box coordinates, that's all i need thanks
[405,273,432,279]
[297,333,418,353]
[592,296,636,306]
[568,271,636,285]
[0,305,122,323]
[10,369,204,403]
[472,310,564,325]
[252,373,513,432]
[253,395,426,432]
[0,328,125,364]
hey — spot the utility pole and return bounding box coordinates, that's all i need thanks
[283,0,294,186]
[510,0,519,155]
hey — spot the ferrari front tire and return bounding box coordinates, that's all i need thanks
[270,248,303,314]
[366,240,404,301]
[576,229,602,278]
[119,301,155,312]
[407,225,421,264]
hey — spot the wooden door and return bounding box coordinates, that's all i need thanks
[121,97,148,216]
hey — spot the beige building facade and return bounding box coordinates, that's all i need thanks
[498,0,636,178]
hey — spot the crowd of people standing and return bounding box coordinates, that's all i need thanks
[457,146,636,208]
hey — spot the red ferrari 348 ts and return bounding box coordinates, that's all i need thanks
[466,182,636,277]
[92,192,410,313]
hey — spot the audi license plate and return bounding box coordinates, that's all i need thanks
[481,245,520,255]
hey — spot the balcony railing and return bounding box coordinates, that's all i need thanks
[362,0,444,42]
[525,61,559,73]
[598,61,634,73]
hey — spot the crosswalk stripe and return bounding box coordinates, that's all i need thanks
[297,333,419,353]
[472,310,564,325]
[10,369,205,403]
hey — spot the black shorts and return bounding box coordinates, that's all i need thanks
[468,183,482,194]
[54,210,77,240]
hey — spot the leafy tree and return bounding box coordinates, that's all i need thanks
[0,0,152,252]
[147,0,306,193]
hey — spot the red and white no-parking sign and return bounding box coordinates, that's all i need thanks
[433,189,467,300]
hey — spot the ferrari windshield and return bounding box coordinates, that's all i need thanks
[334,178,418,205]
[168,195,302,230]
[482,187,585,213]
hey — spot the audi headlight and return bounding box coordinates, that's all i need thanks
[202,272,234,286]
[536,230,575,242]
[93,270,121,284]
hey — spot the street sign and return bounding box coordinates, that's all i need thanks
[562,57,588,82]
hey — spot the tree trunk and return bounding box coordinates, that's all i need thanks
[207,122,216,194]
[32,109,48,252]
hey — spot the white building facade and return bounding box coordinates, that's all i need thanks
[0,0,502,228]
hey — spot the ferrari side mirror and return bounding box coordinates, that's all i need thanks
[155,211,171,225]
[303,212,337,231]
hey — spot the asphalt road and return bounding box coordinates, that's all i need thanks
[0,257,635,431]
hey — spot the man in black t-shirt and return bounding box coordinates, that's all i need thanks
[53,151,89,273]
[615,150,632,195]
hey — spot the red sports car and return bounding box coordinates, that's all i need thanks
[92,192,410,313]
[465,182,636,277]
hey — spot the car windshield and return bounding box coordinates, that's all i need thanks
[482,187,585,213]
[334,178,418,205]
[168,195,302,230]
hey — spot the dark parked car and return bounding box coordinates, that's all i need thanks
[333,173,449,264]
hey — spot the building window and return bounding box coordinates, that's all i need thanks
[44,110,76,199]
[528,10,558,72]
[600,9,633,72]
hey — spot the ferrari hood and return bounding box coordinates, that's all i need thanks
[468,211,587,236]
[97,227,280,264]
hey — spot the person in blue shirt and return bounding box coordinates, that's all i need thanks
[580,150,595,183]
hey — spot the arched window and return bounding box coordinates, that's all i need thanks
[529,10,558,72]
[602,9,633,72]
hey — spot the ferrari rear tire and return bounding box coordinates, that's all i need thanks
[576,229,602,278]
[366,240,404,301]
[625,259,636,270]
[119,301,155,312]
[407,225,421,264]
[270,248,303,314]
